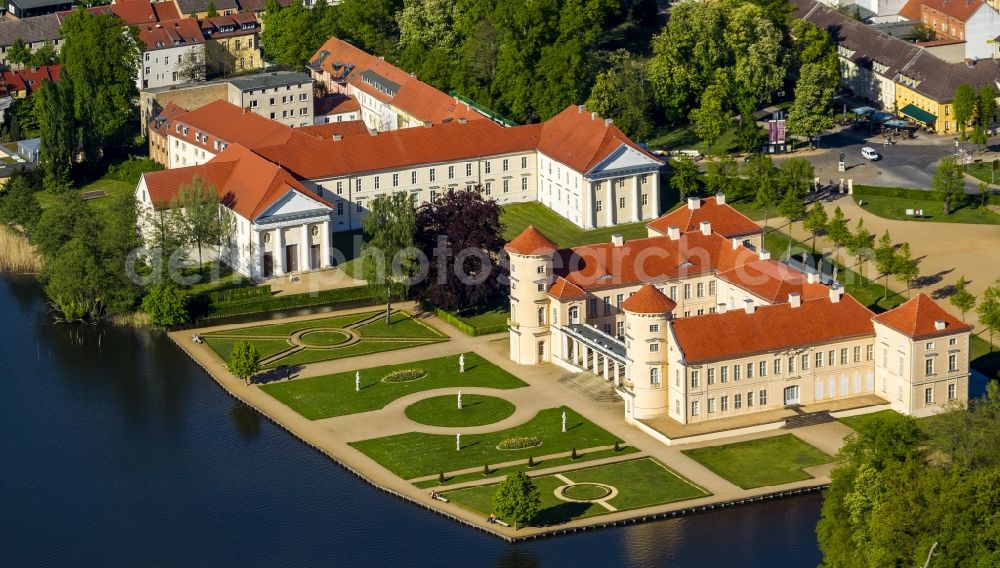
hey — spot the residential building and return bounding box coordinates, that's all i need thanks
[64,0,181,26]
[314,93,361,124]
[139,70,313,131]
[199,13,263,77]
[308,37,489,131]
[505,199,972,435]
[137,19,206,89]
[0,13,61,68]
[895,51,1000,132]
[899,0,1000,59]
[1,64,61,98]
[6,0,73,19]
[135,103,663,278]
[171,0,238,18]
[148,102,188,165]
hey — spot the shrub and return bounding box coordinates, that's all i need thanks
[438,471,445,483]
[210,284,271,303]
[571,447,579,460]
[105,157,163,184]
[527,455,535,467]
[613,441,621,452]
[483,463,490,476]
[496,436,542,450]
[381,369,427,383]
[141,282,189,326]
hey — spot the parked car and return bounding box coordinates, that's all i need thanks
[861,146,880,161]
[676,149,703,161]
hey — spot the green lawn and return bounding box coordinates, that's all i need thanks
[501,202,650,247]
[204,312,378,338]
[36,177,137,212]
[203,337,292,361]
[404,394,516,427]
[262,340,429,369]
[443,458,710,527]
[646,124,741,157]
[350,407,619,479]
[259,352,526,420]
[682,434,832,489]
[838,410,898,432]
[853,185,1000,225]
[413,446,639,488]
[355,310,447,338]
[183,262,253,295]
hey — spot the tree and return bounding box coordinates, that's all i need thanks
[744,154,776,226]
[669,156,701,200]
[32,191,98,259]
[141,282,189,326]
[337,0,405,59]
[492,471,540,530]
[874,230,897,300]
[892,242,919,297]
[787,62,837,149]
[7,38,31,68]
[802,202,828,253]
[826,206,849,262]
[43,238,108,321]
[36,78,76,187]
[847,218,873,275]
[175,50,206,83]
[28,41,59,67]
[414,187,505,311]
[228,340,260,385]
[950,276,976,321]
[60,9,142,160]
[585,50,653,140]
[978,86,998,133]
[932,155,966,215]
[362,191,416,324]
[0,172,42,230]
[777,158,813,199]
[689,83,731,153]
[705,156,740,199]
[977,279,1000,349]
[261,0,331,67]
[778,190,806,239]
[143,203,187,280]
[172,177,226,267]
[953,83,976,141]
[206,0,218,17]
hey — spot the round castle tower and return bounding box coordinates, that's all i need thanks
[504,225,557,365]
[622,284,675,420]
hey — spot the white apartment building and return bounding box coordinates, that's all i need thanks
[137,19,206,90]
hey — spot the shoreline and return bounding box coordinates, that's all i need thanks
[167,308,836,542]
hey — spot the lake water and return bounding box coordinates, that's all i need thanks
[0,277,822,567]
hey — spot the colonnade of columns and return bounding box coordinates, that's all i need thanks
[565,335,624,386]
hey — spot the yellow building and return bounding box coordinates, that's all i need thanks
[198,13,263,78]
[894,52,1000,135]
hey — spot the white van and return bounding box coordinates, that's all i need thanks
[861,147,880,161]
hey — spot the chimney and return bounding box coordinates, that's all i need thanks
[604,118,613,127]
[807,272,818,284]
[577,104,585,113]
[759,250,770,261]
[744,299,755,315]
[688,197,701,210]
[935,320,947,331]
[717,302,728,314]
[829,285,843,303]
[458,117,467,124]
[611,233,624,247]
[591,111,598,120]
[332,134,342,141]
[788,292,801,308]
[716,193,726,205]
[422,121,432,128]
[667,225,680,240]
[731,238,742,250]
[700,220,711,236]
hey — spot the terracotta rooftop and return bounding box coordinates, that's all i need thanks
[647,197,762,239]
[2,65,62,95]
[297,120,370,140]
[315,93,361,116]
[58,0,180,25]
[622,284,677,314]
[168,100,294,153]
[670,296,876,363]
[142,144,333,220]
[536,105,661,173]
[547,277,588,301]
[899,0,987,22]
[504,225,558,256]
[716,258,830,304]
[137,18,204,52]
[199,13,258,39]
[872,293,973,339]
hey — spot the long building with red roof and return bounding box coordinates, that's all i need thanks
[506,197,972,435]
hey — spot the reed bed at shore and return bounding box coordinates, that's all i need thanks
[107,311,152,328]
[0,224,42,274]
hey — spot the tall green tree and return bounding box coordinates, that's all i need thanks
[802,202,827,253]
[778,190,806,239]
[689,83,730,153]
[977,279,1000,349]
[7,38,31,68]
[669,156,701,200]
[337,0,404,58]
[874,230,897,300]
[585,50,653,140]
[43,238,108,321]
[28,41,59,67]
[705,156,740,199]
[362,191,417,324]
[744,154,776,226]
[172,177,227,267]
[950,276,976,321]
[206,0,218,17]
[261,0,330,67]
[932,155,966,215]
[953,83,976,141]
[892,242,919,297]
[492,470,540,530]
[847,218,873,275]
[228,340,260,385]
[141,282,189,326]
[36,78,76,187]
[787,61,837,149]
[778,158,813,199]
[0,172,42,230]
[60,9,142,161]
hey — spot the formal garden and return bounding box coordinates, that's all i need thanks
[202,310,447,369]
[259,352,526,419]
[681,434,831,490]
[442,458,709,527]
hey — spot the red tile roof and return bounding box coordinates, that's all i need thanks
[199,13,258,39]
[2,65,61,95]
[169,100,294,153]
[315,93,361,116]
[899,0,987,22]
[872,293,973,339]
[716,258,830,304]
[670,296,876,363]
[253,119,542,180]
[505,225,558,256]
[622,284,676,314]
[142,144,333,220]
[137,19,204,52]
[309,37,489,126]
[647,198,763,239]
[548,277,588,301]
[149,101,188,138]
[297,120,370,140]
[536,105,662,173]
[59,0,179,25]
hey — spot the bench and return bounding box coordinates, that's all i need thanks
[431,493,449,503]
[494,519,510,527]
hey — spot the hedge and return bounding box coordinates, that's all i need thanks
[204,285,376,319]
[853,184,1000,204]
[210,284,271,303]
[433,307,508,337]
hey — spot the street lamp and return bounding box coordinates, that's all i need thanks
[954,137,959,157]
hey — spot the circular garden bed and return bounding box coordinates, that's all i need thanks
[381,369,427,383]
[299,329,351,347]
[562,483,612,501]
[404,394,516,427]
[496,436,542,451]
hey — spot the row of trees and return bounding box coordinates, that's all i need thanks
[817,392,1000,566]
[953,82,998,145]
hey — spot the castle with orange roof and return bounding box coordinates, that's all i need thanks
[506,196,972,436]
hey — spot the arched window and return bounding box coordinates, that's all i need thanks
[650,368,660,385]
[537,307,546,326]
[568,306,579,324]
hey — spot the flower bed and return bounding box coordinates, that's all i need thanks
[381,369,427,383]
[496,436,542,450]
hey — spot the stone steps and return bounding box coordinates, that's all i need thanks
[558,372,622,403]
[783,410,836,429]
